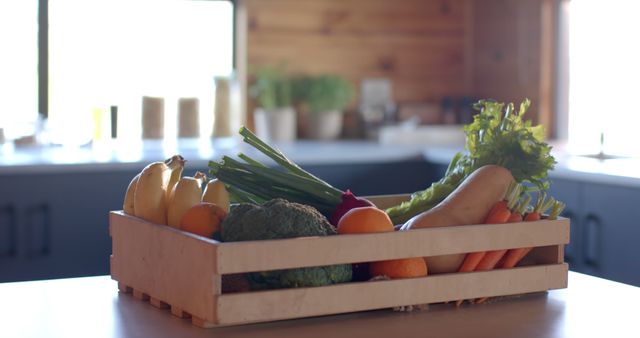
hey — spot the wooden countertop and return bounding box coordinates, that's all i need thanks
[2,272,638,338]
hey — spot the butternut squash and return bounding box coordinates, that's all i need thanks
[401,165,515,274]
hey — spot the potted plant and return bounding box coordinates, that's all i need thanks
[250,66,296,142]
[294,74,353,140]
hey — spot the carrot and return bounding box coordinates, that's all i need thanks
[477,196,565,305]
[499,193,555,269]
[458,186,517,272]
[455,183,520,306]
[475,192,528,270]
[404,165,516,275]
[474,194,530,304]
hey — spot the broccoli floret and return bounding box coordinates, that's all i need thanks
[221,198,352,289]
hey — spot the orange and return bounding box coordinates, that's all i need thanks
[179,202,227,238]
[369,257,428,279]
[336,206,394,234]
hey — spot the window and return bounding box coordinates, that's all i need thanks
[565,0,640,157]
[0,0,234,146]
[0,1,39,141]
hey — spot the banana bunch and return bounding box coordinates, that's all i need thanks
[122,155,230,227]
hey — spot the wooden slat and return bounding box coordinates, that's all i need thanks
[245,0,467,35]
[215,218,570,274]
[216,263,568,326]
[109,211,221,324]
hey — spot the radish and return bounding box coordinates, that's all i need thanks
[329,190,375,226]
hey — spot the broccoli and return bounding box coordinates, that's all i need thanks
[221,198,352,289]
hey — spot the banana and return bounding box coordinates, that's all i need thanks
[165,155,186,201]
[202,178,230,212]
[134,155,184,225]
[167,171,207,228]
[123,173,140,215]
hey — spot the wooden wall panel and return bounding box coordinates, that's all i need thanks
[243,0,471,107]
[470,0,556,131]
[239,0,557,135]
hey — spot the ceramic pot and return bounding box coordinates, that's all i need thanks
[305,110,343,140]
[253,107,297,142]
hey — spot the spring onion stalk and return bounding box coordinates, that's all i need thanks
[209,127,344,216]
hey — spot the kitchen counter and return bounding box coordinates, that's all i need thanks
[2,138,640,187]
[1,272,638,338]
[0,138,428,174]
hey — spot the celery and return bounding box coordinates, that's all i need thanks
[385,99,557,224]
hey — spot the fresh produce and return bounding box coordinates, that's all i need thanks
[454,183,519,277]
[499,195,564,269]
[123,173,140,215]
[386,99,556,224]
[475,194,562,305]
[133,155,184,225]
[335,205,424,281]
[401,165,515,274]
[336,206,394,234]
[400,165,515,231]
[220,198,352,289]
[208,126,373,226]
[179,202,227,238]
[331,190,376,226]
[167,172,207,228]
[473,188,528,272]
[165,155,186,200]
[202,178,231,213]
[369,257,427,279]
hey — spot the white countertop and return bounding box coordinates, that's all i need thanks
[0,138,426,174]
[1,138,639,188]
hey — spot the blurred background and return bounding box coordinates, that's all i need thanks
[2,0,638,154]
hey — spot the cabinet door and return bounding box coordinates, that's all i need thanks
[0,170,135,282]
[582,183,640,286]
[547,177,584,272]
[0,175,53,282]
[31,171,135,279]
[0,177,23,282]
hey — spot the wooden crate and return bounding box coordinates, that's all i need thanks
[109,194,569,328]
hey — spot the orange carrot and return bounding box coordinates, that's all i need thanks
[484,200,512,224]
[512,199,565,264]
[457,187,516,273]
[475,194,529,270]
[456,199,511,273]
[474,194,530,304]
[499,193,555,269]
[455,183,520,306]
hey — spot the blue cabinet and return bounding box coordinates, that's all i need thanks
[547,177,640,287]
[546,178,584,272]
[582,183,640,286]
[0,171,132,282]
